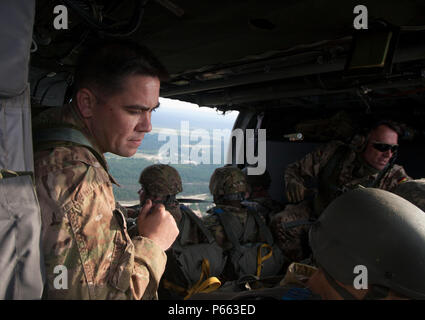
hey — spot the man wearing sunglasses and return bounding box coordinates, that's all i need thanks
[270,120,411,263]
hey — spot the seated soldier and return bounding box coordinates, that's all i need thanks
[203,166,258,250]
[270,120,411,262]
[203,166,285,285]
[241,167,284,225]
[136,164,226,299]
[192,187,425,300]
[136,164,202,242]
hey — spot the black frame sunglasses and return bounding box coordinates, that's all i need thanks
[371,142,399,153]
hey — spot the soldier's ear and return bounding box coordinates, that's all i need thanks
[362,133,370,152]
[75,88,96,118]
[350,134,368,153]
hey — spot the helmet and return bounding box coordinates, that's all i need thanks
[241,167,271,190]
[393,179,425,212]
[209,166,248,197]
[138,164,182,196]
[310,188,425,299]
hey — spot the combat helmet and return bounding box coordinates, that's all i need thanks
[310,188,425,299]
[139,164,183,196]
[393,179,425,212]
[209,166,248,202]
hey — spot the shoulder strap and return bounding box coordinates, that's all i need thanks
[316,144,352,212]
[179,205,216,244]
[33,127,108,173]
[212,207,243,252]
[321,144,351,184]
[246,207,274,245]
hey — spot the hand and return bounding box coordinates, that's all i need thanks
[285,182,306,203]
[136,199,179,251]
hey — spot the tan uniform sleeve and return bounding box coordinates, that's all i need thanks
[131,237,167,300]
[35,148,167,300]
[380,164,411,192]
[284,141,343,188]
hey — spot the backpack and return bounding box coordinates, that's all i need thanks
[212,205,286,282]
[159,205,227,300]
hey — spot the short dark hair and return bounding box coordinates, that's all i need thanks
[369,120,402,137]
[72,38,169,97]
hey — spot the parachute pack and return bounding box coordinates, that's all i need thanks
[211,205,286,282]
[159,205,227,300]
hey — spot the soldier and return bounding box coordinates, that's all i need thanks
[393,178,425,212]
[270,120,411,262]
[136,164,206,245]
[137,164,226,299]
[138,164,184,223]
[33,39,179,299]
[194,188,425,300]
[241,167,284,225]
[204,166,253,250]
[203,166,285,283]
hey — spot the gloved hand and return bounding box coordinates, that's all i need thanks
[285,181,306,203]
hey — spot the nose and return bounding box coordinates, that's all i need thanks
[135,111,152,133]
[383,149,392,158]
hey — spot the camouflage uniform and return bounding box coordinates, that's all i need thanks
[393,179,425,212]
[271,140,410,262]
[203,166,258,250]
[242,167,284,225]
[33,104,167,300]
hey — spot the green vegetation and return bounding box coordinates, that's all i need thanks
[107,132,222,214]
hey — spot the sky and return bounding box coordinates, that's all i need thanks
[152,97,239,131]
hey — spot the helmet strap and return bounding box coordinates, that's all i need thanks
[141,194,177,206]
[220,193,245,202]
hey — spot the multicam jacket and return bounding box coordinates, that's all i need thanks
[285,140,410,211]
[33,104,166,300]
[272,140,411,262]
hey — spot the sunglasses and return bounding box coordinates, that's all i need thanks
[371,142,399,153]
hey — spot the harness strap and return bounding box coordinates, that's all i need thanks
[0,169,18,179]
[281,219,317,230]
[248,208,275,245]
[162,258,221,300]
[256,244,273,277]
[33,127,108,173]
[180,205,216,244]
[213,208,243,252]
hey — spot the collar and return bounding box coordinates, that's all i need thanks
[355,153,380,177]
[34,103,119,186]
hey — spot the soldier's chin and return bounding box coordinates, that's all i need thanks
[374,161,388,170]
[115,147,138,157]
